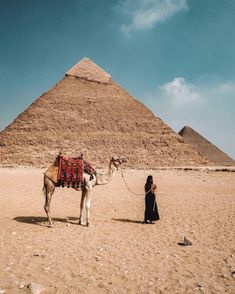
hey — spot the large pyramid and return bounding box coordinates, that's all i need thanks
[179,126,235,166]
[0,57,208,168]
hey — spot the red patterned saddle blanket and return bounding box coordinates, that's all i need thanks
[57,155,84,188]
[57,155,96,188]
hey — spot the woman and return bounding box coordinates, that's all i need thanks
[144,175,160,223]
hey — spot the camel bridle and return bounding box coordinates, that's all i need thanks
[111,157,126,170]
[120,166,152,196]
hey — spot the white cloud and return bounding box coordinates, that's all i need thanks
[159,77,205,107]
[215,81,235,93]
[144,77,235,159]
[118,0,188,35]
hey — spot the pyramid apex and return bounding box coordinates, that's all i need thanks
[66,57,111,84]
[179,125,235,165]
[179,126,193,136]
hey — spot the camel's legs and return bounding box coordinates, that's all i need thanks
[44,180,55,227]
[85,189,91,227]
[78,189,86,225]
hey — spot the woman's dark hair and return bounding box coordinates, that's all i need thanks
[145,175,153,193]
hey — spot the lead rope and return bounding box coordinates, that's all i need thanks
[120,166,152,196]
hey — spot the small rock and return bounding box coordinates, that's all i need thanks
[197,282,203,288]
[66,223,71,227]
[12,232,16,235]
[27,282,46,294]
[19,282,25,289]
[0,289,5,294]
[97,247,103,252]
[231,271,235,278]
[95,256,100,261]
[178,236,192,246]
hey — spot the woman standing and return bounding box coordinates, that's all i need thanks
[144,175,160,224]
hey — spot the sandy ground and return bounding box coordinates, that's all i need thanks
[0,167,234,294]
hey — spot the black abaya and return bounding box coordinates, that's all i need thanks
[144,188,160,222]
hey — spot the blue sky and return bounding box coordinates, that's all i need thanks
[0,0,235,159]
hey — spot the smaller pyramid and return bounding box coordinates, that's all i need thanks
[66,57,111,84]
[179,126,235,166]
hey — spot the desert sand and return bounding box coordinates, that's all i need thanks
[0,167,234,293]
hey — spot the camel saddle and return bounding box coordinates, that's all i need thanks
[57,155,96,188]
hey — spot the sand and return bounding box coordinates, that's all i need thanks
[0,167,234,293]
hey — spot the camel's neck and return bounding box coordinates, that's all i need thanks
[95,161,117,185]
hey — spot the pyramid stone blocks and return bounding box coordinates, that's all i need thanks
[0,58,209,168]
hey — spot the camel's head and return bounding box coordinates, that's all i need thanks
[111,156,128,170]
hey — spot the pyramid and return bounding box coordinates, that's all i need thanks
[66,57,111,83]
[0,57,209,168]
[179,126,235,166]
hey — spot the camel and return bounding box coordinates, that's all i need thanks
[43,155,127,227]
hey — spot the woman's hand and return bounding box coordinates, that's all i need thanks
[151,184,157,193]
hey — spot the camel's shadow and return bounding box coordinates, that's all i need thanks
[112,218,144,224]
[13,216,79,227]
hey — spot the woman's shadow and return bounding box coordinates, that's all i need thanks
[112,218,144,224]
[13,216,79,227]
